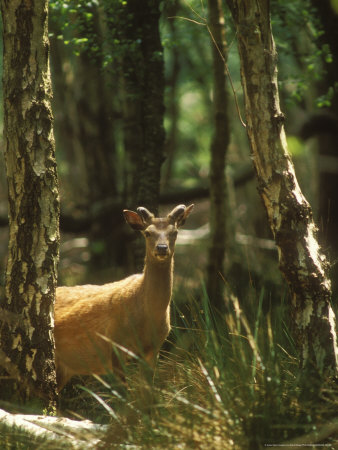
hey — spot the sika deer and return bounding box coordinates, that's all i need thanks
[54,204,194,390]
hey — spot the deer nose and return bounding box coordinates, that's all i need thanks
[156,244,168,255]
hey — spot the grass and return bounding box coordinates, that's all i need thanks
[58,284,337,449]
[2,283,337,448]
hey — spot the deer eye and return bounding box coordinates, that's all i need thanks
[144,230,151,238]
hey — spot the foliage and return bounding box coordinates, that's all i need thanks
[46,0,333,199]
[271,0,334,108]
[49,0,99,58]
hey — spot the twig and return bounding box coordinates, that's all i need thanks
[168,1,246,128]
[205,24,246,128]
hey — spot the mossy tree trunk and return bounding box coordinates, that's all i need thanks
[206,0,230,311]
[0,0,59,407]
[226,0,338,377]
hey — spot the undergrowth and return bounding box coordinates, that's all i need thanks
[60,285,338,449]
[2,285,337,448]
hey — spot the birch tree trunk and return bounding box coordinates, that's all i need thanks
[206,0,230,310]
[0,0,59,407]
[226,0,338,376]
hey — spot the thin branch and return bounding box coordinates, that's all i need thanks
[168,1,246,128]
[206,23,246,128]
[168,16,206,26]
[182,0,206,23]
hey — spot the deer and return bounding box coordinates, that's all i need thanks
[54,204,194,390]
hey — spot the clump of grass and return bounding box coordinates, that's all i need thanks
[66,284,338,448]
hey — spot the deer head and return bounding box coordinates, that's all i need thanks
[123,204,194,262]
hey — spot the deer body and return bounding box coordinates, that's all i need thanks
[54,204,193,390]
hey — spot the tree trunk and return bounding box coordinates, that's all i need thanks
[0,0,59,407]
[226,0,338,376]
[162,0,180,189]
[50,5,123,272]
[49,21,88,205]
[117,0,165,270]
[72,7,120,271]
[121,0,165,212]
[206,0,230,311]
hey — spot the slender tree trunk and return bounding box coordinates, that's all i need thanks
[122,0,165,213]
[162,0,180,189]
[49,23,88,204]
[226,0,338,376]
[50,5,122,271]
[206,0,230,310]
[73,9,119,270]
[0,0,59,407]
[117,0,165,270]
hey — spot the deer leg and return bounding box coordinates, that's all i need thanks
[144,350,158,369]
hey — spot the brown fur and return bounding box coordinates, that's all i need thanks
[54,204,193,390]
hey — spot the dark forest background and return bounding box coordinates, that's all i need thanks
[0,0,337,306]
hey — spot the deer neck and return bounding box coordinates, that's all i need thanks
[142,255,174,316]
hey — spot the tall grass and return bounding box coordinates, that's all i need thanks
[74,284,338,449]
[2,283,337,448]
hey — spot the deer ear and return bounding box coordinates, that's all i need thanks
[177,204,194,227]
[137,207,154,225]
[123,210,145,231]
[168,204,194,227]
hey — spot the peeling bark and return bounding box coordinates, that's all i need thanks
[0,0,59,406]
[226,0,338,376]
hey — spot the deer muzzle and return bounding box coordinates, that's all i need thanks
[156,244,169,257]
